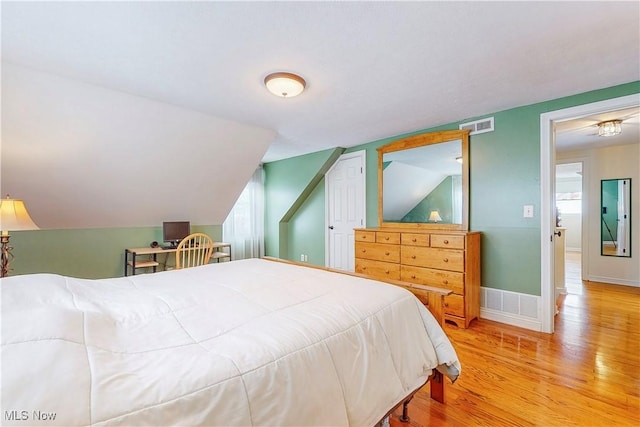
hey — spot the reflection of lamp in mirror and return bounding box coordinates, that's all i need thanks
[428,210,443,223]
[0,195,40,277]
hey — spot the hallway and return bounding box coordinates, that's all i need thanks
[564,250,583,294]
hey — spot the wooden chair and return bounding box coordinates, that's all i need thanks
[175,233,214,270]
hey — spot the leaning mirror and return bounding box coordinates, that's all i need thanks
[601,178,631,257]
[378,130,470,230]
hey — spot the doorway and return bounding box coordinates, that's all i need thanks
[540,94,639,333]
[555,161,584,297]
[325,150,366,271]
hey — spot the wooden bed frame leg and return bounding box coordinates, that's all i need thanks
[399,370,445,423]
[396,369,444,424]
[399,398,412,423]
[429,370,445,403]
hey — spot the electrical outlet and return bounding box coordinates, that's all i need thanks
[523,205,534,218]
[300,254,305,262]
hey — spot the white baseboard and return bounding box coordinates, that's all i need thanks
[480,308,543,331]
[588,275,640,288]
[480,287,543,332]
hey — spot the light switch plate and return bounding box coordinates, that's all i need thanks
[524,205,534,218]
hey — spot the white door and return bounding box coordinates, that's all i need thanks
[326,151,366,271]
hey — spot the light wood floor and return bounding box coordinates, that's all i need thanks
[391,252,640,426]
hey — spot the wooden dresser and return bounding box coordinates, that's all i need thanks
[355,228,481,328]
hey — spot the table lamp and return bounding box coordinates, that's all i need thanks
[0,195,40,277]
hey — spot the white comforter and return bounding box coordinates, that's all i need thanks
[1,258,460,426]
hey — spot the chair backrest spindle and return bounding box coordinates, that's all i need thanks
[175,233,214,269]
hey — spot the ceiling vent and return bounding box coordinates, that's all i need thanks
[459,117,494,135]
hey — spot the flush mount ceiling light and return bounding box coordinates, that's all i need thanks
[264,72,306,98]
[597,120,622,137]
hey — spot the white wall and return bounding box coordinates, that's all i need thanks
[559,213,581,251]
[1,63,276,228]
[559,143,639,286]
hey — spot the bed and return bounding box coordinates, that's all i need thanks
[1,258,460,426]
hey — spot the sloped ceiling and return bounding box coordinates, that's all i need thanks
[1,64,275,228]
[1,1,639,229]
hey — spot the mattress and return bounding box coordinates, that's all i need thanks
[1,258,460,426]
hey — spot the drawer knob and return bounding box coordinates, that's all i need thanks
[443,258,449,263]
[443,280,448,285]
[361,249,366,253]
[385,251,390,256]
[444,302,449,307]
[385,269,389,274]
[411,274,416,279]
[385,237,389,240]
[444,240,449,244]
[412,238,417,242]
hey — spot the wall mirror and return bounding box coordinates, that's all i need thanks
[601,178,631,257]
[378,129,470,230]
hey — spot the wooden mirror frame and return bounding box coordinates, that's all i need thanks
[377,129,470,230]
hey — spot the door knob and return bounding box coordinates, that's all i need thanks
[329,226,334,230]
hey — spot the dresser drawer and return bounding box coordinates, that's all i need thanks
[355,230,376,242]
[401,265,464,294]
[401,233,430,247]
[376,232,401,244]
[356,242,400,263]
[431,234,465,249]
[355,228,480,329]
[355,259,400,281]
[401,246,464,272]
[444,294,464,317]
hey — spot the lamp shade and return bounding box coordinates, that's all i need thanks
[264,72,306,98]
[428,210,442,222]
[0,196,40,232]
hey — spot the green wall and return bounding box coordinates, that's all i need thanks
[264,81,640,296]
[8,224,221,279]
[289,181,327,265]
[263,148,342,261]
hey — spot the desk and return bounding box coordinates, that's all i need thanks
[210,242,232,263]
[124,242,231,276]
